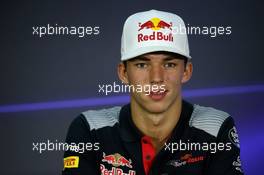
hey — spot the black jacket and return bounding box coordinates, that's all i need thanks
[62,101,244,175]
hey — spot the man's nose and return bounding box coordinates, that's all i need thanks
[150,65,164,84]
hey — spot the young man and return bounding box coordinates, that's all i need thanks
[62,10,243,175]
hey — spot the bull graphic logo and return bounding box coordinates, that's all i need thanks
[102,152,133,168]
[138,17,172,31]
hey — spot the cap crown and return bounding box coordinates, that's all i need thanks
[121,9,191,61]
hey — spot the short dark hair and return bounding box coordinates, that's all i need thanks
[122,51,188,68]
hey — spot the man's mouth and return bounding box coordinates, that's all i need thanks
[148,90,168,101]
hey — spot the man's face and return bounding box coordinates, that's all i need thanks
[118,52,192,114]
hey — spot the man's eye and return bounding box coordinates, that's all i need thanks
[164,62,177,68]
[135,63,147,68]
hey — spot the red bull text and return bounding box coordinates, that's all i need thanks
[100,164,136,175]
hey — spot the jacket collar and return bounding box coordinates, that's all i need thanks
[118,100,194,142]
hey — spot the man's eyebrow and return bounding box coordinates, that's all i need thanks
[129,55,183,62]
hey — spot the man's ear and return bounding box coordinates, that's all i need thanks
[117,62,129,84]
[181,61,193,83]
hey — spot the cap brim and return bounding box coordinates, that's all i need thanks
[121,45,191,61]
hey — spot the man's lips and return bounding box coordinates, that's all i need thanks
[148,90,168,101]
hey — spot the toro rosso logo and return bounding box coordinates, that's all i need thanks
[102,152,132,168]
[166,154,204,168]
[137,17,173,42]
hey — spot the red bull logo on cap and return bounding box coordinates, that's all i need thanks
[138,17,173,42]
[102,152,133,168]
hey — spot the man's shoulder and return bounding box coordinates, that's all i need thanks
[189,104,231,137]
[81,106,122,131]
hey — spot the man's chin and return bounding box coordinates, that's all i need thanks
[143,103,169,114]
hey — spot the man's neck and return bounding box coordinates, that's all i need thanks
[131,98,182,151]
